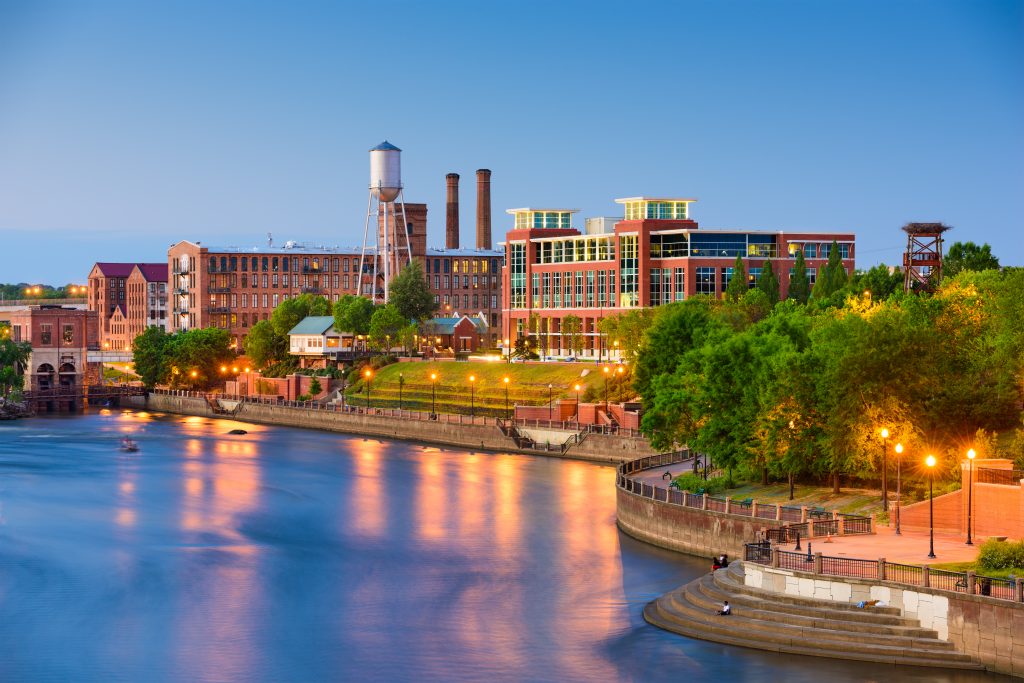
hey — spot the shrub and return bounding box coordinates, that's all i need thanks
[309,378,322,396]
[296,393,311,402]
[671,473,732,496]
[978,538,1024,572]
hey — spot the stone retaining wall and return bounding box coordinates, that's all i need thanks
[743,562,1024,677]
[616,486,785,559]
[141,393,653,464]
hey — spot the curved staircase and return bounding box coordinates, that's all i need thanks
[644,562,984,671]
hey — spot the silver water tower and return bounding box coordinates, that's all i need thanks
[359,141,413,304]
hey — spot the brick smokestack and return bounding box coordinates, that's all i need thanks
[445,173,460,250]
[476,169,492,250]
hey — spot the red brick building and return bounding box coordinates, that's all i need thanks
[168,203,502,350]
[87,262,168,350]
[5,306,101,397]
[501,197,855,358]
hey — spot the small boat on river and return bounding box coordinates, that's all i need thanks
[120,437,140,453]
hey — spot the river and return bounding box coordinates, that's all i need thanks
[0,410,1001,682]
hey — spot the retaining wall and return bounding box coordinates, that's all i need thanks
[616,486,785,559]
[743,562,1024,677]
[141,393,654,464]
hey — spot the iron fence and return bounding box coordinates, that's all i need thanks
[779,506,803,523]
[840,515,872,535]
[705,497,727,513]
[886,562,924,586]
[812,519,839,537]
[929,568,969,593]
[755,504,778,520]
[975,575,1016,600]
[778,549,814,570]
[684,492,703,508]
[820,555,877,579]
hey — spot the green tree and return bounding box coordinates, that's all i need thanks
[271,293,330,337]
[309,377,323,396]
[132,326,172,389]
[724,255,747,302]
[368,304,406,351]
[755,260,780,306]
[788,249,811,304]
[243,319,286,368]
[811,240,848,301]
[389,261,437,322]
[561,315,584,356]
[597,308,660,364]
[634,299,720,403]
[944,241,999,279]
[0,337,31,398]
[849,264,903,301]
[165,328,235,389]
[333,295,375,335]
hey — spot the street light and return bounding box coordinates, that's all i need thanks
[548,383,553,422]
[503,375,510,421]
[880,427,889,509]
[613,339,619,361]
[966,448,976,545]
[926,454,937,559]
[504,338,510,364]
[602,365,611,417]
[894,443,904,535]
[574,383,581,421]
[469,374,476,419]
[399,372,404,411]
[364,368,373,411]
[430,372,438,417]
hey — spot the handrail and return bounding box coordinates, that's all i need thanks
[744,543,1024,604]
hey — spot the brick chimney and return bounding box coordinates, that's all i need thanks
[445,173,459,250]
[476,169,492,250]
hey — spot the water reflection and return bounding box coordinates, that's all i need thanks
[0,412,1003,683]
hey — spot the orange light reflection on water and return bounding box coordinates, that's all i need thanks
[349,440,385,537]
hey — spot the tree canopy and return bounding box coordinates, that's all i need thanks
[944,241,1000,279]
[0,336,31,398]
[389,261,437,322]
[133,326,234,389]
[333,295,375,336]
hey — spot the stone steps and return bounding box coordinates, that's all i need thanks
[644,563,984,671]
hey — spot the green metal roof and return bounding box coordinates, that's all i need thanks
[287,316,336,336]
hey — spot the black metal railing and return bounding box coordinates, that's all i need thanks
[886,562,923,586]
[977,468,1024,486]
[820,555,877,579]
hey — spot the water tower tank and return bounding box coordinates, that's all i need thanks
[369,141,402,202]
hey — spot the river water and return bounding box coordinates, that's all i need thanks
[0,411,1001,682]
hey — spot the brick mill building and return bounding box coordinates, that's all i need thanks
[168,170,502,350]
[5,306,101,400]
[87,262,169,350]
[500,197,855,358]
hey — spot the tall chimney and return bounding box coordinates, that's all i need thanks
[476,169,492,250]
[445,173,460,250]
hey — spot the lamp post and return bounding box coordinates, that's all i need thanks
[926,454,936,559]
[430,372,438,417]
[574,383,581,422]
[548,383,553,422]
[398,372,404,411]
[469,374,476,419]
[602,365,610,418]
[894,443,904,535]
[613,339,619,362]
[966,448,976,545]
[880,428,889,509]
[364,368,373,412]
[503,375,510,421]
[504,338,510,364]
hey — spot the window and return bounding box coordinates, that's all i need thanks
[542,273,551,307]
[40,324,51,345]
[282,257,288,272]
[696,267,716,295]
[491,295,497,308]
[553,272,562,307]
[619,235,639,306]
[674,268,685,301]
[575,272,584,307]
[748,267,762,289]
[262,294,268,308]
[597,271,606,307]
[650,268,662,306]
[262,275,268,288]
[443,275,450,289]
[272,257,279,272]
[531,273,540,308]
[462,275,469,288]
[262,257,269,272]
[586,271,595,307]
[63,325,74,343]
[273,294,279,307]
[509,243,527,309]
[721,268,734,292]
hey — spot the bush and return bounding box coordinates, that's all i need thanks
[978,538,1024,572]
[671,473,733,495]
[296,393,311,402]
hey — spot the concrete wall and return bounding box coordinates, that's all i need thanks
[616,486,784,559]
[743,562,1024,678]
[142,393,655,464]
[899,489,963,533]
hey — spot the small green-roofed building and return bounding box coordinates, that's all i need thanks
[288,316,349,368]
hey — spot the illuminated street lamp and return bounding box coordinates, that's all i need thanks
[548,383,553,421]
[602,366,611,416]
[430,372,438,417]
[398,372,404,411]
[894,443,904,535]
[364,368,373,411]
[879,427,890,508]
[966,448,976,545]
[574,383,582,421]
[504,338,510,364]
[503,375,510,421]
[468,374,476,419]
[926,454,937,559]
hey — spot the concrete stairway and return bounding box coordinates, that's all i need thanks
[644,562,984,671]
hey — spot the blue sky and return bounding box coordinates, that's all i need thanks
[1,0,1021,284]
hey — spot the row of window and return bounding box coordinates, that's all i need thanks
[432,294,499,310]
[533,237,615,264]
[521,270,621,309]
[425,258,498,275]
[431,274,498,292]
[622,200,690,221]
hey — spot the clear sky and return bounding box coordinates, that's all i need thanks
[1,0,1021,284]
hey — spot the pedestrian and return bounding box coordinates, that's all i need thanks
[717,601,731,616]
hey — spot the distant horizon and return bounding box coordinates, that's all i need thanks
[1,1,1020,282]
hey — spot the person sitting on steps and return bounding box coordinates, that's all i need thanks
[717,601,731,616]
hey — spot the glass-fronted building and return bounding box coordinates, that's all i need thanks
[500,197,855,359]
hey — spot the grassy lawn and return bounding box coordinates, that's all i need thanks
[930,561,1022,579]
[344,360,605,415]
[672,479,888,517]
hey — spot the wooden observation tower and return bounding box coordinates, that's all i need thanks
[902,223,951,293]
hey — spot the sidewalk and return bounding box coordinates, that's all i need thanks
[775,524,980,565]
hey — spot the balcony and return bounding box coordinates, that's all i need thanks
[175,287,189,295]
[300,286,324,294]
[209,287,232,294]
[208,306,231,314]
[301,266,323,274]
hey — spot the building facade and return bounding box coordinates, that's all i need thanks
[501,197,855,358]
[87,262,168,350]
[168,203,503,350]
[5,306,101,395]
